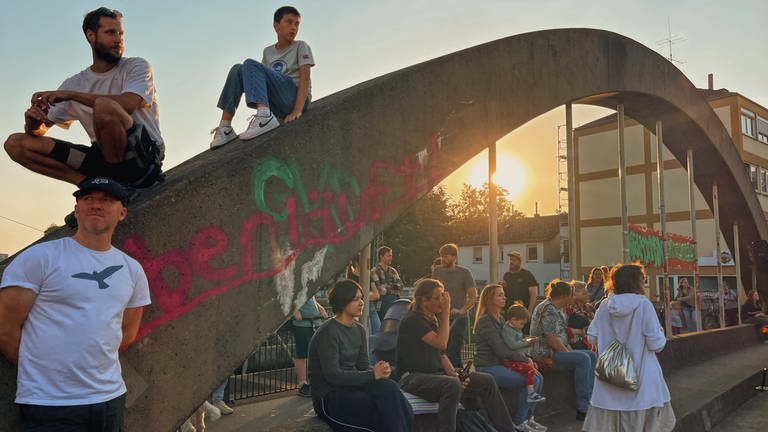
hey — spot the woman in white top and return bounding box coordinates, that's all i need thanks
[584,264,675,431]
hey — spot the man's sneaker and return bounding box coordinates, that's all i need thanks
[298,383,312,397]
[239,114,279,140]
[514,421,536,432]
[202,400,221,421]
[526,392,546,403]
[210,126,237,149]
[526,417,548,431]
[213,400,234,415]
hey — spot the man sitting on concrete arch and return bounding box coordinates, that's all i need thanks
[4,7,164,193]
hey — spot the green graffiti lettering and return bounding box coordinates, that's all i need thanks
[252,157,294,221]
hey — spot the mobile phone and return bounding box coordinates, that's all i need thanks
[525,336,539,343]
[457,360,473,381]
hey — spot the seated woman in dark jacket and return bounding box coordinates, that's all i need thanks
[473,283,547,431]
[741,289,768,325]
[308,279,413,431]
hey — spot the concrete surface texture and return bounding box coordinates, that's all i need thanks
[1,28,767,431]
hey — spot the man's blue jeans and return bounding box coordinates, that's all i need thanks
[476,364,543,425]
[553,349,597,412]
[368,304,381,365]
[216,59,308,120]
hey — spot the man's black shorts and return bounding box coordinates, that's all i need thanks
[48,123,163,188]
[18,393,125,432]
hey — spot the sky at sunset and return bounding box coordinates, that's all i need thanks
[1,0,767,255]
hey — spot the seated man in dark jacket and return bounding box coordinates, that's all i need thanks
[396,278,515,432]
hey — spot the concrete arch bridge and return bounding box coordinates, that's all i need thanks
[1,28,766,431]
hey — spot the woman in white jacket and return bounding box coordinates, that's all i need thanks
[584,264,675,431]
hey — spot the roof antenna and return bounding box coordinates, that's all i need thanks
[656,18,686,65]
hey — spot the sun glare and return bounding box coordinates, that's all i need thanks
[466,153,527,201]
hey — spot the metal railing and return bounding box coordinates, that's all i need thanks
[226,329,477,401]
[228,331,299,400]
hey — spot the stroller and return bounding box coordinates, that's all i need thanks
[370,298,411,379]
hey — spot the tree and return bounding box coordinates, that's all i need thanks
[448,183,524,241]
[383,186,452,284]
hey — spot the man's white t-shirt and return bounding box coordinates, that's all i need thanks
[0,237,151,405]
[47,57,165,157]
[262,40,315,101]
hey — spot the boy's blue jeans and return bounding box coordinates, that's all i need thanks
[211,381,227,403]
[553,349,597,412]
[216,58,308,120]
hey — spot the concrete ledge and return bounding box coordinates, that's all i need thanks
[659,324,762,371]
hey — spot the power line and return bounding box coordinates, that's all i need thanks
[0,214,44,232]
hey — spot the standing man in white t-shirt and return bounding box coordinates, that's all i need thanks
[0,177,151,431]
[4,7,164,190]
[209,5,315,148]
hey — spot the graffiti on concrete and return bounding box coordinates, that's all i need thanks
[123,135,443,342]
[628,224,696,269]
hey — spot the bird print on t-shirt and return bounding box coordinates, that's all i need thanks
[71,265,123,289]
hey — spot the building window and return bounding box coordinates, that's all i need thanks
[758,117,768,144]
[761,168,768,194]
[526,244,538,262]
[746,164,759,191]
[473,247,483,263]
[742,109,756,138]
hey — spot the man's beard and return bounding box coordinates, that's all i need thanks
[94,39,122,64]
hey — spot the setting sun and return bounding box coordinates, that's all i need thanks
[466,153,527,201]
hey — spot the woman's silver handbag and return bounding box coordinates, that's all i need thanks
[594,310,640,390]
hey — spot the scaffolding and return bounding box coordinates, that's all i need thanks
[557,124,569,213]
[557,124,570,279]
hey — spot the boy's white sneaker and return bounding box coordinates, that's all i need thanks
[209,126,237,149]
[239,114,279,140]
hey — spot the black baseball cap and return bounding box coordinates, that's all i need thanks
[73,177,129,205]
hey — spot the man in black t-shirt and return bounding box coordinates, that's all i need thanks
[396,279,515,432]
[502,251,539,315]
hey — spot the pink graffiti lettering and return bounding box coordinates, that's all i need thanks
[124,135,442,343]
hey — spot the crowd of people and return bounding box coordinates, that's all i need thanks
[307,242,691,431]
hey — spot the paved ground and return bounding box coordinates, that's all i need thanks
[207,388,768,432]
[205,391,587,432]
[710,391,768,432]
